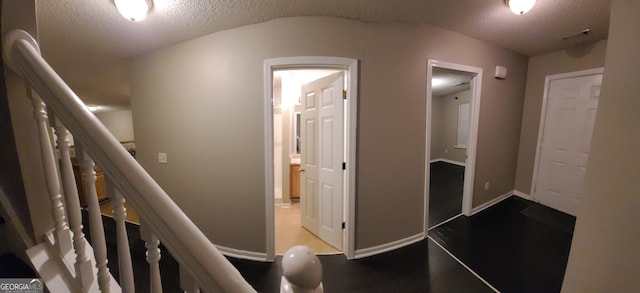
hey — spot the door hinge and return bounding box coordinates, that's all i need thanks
[342,90,347,100]
[342,162,346,170]
[342,222,346,229]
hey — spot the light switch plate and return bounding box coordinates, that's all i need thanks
[158,153,168,164]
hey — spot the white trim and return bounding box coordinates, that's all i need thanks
[471,190,513,215]
[354,233,425,259]
[429,158,466,167]
[264,56,359,261]
[425,60,483,233]
[530,68,605,199]
[513,190,532,200]
[427,237,500,293]
[216,244,269,262]
[263,61,276,261]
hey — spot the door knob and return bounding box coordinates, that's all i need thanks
[299,168,305,173]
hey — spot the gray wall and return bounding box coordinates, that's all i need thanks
[514,40,607,194]
[431,89,471,163]
[95,109,135,142]
[562,0,640,290]
[131,17,527,253]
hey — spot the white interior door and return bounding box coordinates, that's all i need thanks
[300,72,344,249]
[534,73,602,216]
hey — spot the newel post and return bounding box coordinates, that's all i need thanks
[280,245,324,293]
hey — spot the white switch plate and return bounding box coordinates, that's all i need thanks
[158,153,168,164]
[484,182,490,190]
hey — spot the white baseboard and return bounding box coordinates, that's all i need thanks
[471,190,513,215]
[216,244,269,262]
[513,190,532,200]
[354,232,424,259]
[429,158,466,167]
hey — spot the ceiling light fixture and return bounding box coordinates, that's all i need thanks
[505,0,536,15]
[114,0,153,22]
[432,78,445,87]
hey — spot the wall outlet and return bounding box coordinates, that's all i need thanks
[158,153,168,164]
[445,148,448,154]
[484,182,490,190]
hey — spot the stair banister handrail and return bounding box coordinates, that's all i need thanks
[4,29,256,293]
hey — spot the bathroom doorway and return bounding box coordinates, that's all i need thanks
[264,56,359,260]
[272,69,342,255]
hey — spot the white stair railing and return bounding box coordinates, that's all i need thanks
[180,264,201,293]
[109,187,135,292]
[140,223,163,292]
[52,117,94,291]
[77,147,112,292]
[29,91,73,255]
[4,29,256,292]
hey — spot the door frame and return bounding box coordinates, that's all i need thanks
[263,56,358,261]
[530,67,604,200]
[425,60,483,231]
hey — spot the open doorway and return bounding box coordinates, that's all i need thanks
[425,60,482,230]
[264,57,358,261]
[272,69,342,255]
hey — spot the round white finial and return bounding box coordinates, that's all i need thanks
[282,245,322,290]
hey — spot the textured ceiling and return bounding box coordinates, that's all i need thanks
[35,0,611,106]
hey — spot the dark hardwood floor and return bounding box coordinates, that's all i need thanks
[0,253,36,278]
[429,196,576,293]
[87,194,574,292]
[230,239,493,293]
[429,161,465,227]
[89,211,491,292]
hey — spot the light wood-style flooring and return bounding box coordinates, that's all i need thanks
[99,199,140,224]
[274,202,340,255]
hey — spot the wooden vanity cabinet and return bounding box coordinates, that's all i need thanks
[290,164,300,200]
[73,163,108,206]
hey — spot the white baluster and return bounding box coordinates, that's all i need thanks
[52,118,94,290]
[77,146,111,292]
[29,91,72,254]
[141,222,163,292]
[110,185,135,292]
[179,264,200,293]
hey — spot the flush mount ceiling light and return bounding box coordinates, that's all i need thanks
[432,78,445,87]
[114,0,153,22]
[505,0,536,15]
